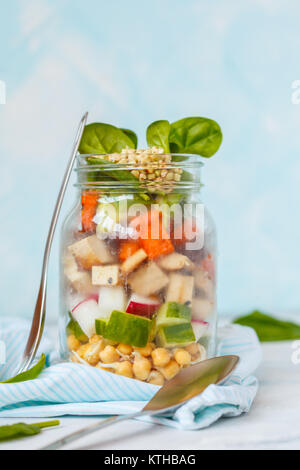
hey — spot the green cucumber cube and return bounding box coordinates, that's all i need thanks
[156,323,195,348]
[104,310,153,347]
[95,318,109,336]
[156,302,192,328]
[67,316,88,343]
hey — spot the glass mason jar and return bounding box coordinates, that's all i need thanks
[59,152,217,385]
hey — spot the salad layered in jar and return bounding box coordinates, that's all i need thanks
[60,118,222,386]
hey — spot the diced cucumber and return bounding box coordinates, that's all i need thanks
[156,323,195,348]
[156,302,192,328]
[104,310,153,347]
[95,318,109,336]
[67,316,88,343]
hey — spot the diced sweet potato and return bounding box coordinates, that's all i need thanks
[128,262,169,297]
[68,235,115,269]
[121,249,147,275]
[192,298,214,320]
[157,253,194,271]
[63,253,96,295]
[166,274,194,304]
[92,265,120,286]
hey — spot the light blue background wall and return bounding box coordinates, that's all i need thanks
[0,0,299,321]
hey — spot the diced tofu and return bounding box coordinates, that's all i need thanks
[68,235,114,269]
[121,249,147,274]
[63,253,96,295]
[92,265,120,286]
[192,298,214,320]
[128,262,169,297]
[166,274,194,304]
[157,253,194,271]
[194,268,214,300]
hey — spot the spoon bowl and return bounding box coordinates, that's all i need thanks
[144,354,239,413]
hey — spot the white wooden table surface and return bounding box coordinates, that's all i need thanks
[0,340,299,450]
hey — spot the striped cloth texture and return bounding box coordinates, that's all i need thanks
[0,318,262,429]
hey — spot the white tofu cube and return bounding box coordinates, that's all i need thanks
[194,268,214,300]
[166,274,194,304]
[121,249,147,274]
[68,235,114,269]
[63,253,96,295]
[128,262,169,297]
[192,298,214,320]
[92,265,120,286]
[158,253,194,271]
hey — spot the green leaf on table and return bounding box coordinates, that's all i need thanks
[0,420,59,442]
[79,123,135,154]
[0,354,46,384]
[234,310,300,342]
[169,117,222,158]
[146,120,171,152]
[120,128,138,148]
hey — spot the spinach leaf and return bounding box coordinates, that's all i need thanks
[1,354,46,384]
[234,311,300,342]
[0,420,59,442]
[169,117,222,157]
[79,123,135,154]
[146,120,171,152]
[120,128,138,148]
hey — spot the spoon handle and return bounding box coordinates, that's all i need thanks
[42,413,144,450]
[17,112,89,374]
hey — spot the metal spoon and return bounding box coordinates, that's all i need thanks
[43,354,239,450]
[17,112,89,374]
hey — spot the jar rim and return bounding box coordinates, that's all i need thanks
[75,153,203,192]
[76,153,204,170]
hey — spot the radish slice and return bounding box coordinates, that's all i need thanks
[126,294,161,318]
[191,320,209,342]
[72,298,100,337]
[72,294,99,313]
[98,286,126,319]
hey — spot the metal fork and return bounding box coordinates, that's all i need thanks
[16,112,88,374]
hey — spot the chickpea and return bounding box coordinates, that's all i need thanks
[185,343,200,357]
[89,334,102,344]
[77,343,90,359]
[135,343,153,357]
[174,349,191,366]
[116,361,133,378]
[105,339,119,346]
[133,357,152,381]
[67,335,81,351]
[151,348,171,368]
[118,343,133,356]
[96,364,115,373]
[71,354,80,363]
[84,342,104,366]
[161,360,180,380]
[196,344,207,361]
[148,370,165,386]
[99,345,120,364]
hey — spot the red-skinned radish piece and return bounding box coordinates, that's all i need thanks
[126,294,161,318]
[72,296,100,337]
[191,320,209,342]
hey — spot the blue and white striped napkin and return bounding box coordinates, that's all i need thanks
[0,318,261,430]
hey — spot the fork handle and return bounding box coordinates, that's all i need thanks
[42,412,145,450]
[17,112,88,374]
